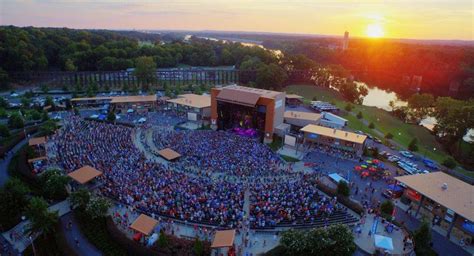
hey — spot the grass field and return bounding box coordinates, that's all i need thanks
[285,84,469,175]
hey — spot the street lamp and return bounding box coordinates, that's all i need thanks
[29,236,37,256]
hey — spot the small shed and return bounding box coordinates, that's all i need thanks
[157,148,181,161]
[130,214,159,236]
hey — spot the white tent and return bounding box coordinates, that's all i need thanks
[138,117,147,123]
[328,173,348,184]
[127,109,134,113]
[374,234,394,251]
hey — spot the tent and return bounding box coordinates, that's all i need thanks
[328,173,348,184]
[374,234,394,251]
[127,109,134,113]
[387,184,403,192]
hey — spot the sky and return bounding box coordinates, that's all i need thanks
[1,0,473,40]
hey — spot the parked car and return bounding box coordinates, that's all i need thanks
[399,150,414,158]
[382,189,403,199]
[423,159,439,170]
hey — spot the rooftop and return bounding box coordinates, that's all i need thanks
[211,229,236,248]
[167,94,211,109]
[157,148,182,161]
[129,214,158,236]
[71,95,157,103]
[300,124,367,144]
[217,85,283,99]
[284,111,322,121]
[29,136,46,146]
[285,94,303,99]
[395,172,474,221]
[67,165,103,184]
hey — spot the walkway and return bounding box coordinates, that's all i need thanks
[59,212,102,256]
[0,135,29,187]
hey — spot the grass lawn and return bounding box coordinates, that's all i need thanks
[285,84,467,175]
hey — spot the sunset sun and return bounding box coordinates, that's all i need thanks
[366,23,385,38]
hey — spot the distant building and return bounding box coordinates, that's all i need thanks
[342,31,349,51]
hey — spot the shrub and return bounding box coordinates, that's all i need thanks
[8,113,24,129]
[344,103,353,112]
[356,111,363,119]
[368,122,375,129]
[408,138,418,151]
[0,124,10,137]
[337,181,350,197]
[442,157,457,169]
[384,132,394,139]
[380,200,394,217]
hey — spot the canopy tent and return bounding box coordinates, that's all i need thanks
[127,109,134,113]
[138,117,147,123]
[374,234,394,251]
[29,137,46,146]
[130,214,158,236]
[157,148,181,161]
[211,229,236,248]
[387,184,404,192]
[328,173,348,184]
[67,165,103,184]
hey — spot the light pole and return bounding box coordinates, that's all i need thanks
[29,236,37,256]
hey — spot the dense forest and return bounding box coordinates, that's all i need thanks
[264,37,474,99]
[0,26,277,73]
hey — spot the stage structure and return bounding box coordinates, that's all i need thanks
[211,85,285,143]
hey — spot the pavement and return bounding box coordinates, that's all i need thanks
[59,212,102,256]
[0,134,30,187]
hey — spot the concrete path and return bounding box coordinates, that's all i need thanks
[0,135,29,187]
[60,212,102,256]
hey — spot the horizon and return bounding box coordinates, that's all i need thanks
[1,0,473,41]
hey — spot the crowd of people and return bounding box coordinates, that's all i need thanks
[250,176,345,228]
[48,116,352,229]
[152,129,284,177]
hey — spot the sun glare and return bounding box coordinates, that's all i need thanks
[366,23,384,38]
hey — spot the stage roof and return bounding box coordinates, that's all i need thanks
[300,124,367,144]
[286,94,303,99]
[211,229,236,248]
[395,172,474,221]
[157,148,181,161]
[130,214,158,236]
[67,165,103,184]
[167,94,211,109]
[216,85,284,106]
[29,136,46,146]
[284,111,321,121]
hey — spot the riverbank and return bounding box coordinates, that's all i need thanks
[285,84,473,178]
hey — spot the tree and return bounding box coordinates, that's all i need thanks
[30,110,42,120]
[0,68,9,90]
[256,63,288,90]
[0,178,30,226]
[414,221,433,256]
[107,111,116,122]
[85,196,111,219]
[0,97,9,108]
[337,181,350,197]
[40,84,49,94]
[193,238,204,256]
[0,124,10,137]
[280,224,355,256]
[442,157,457,169]
[45,96,54,107]
[40,169,70,200]
[385,132,394,140]
[433,97,474,147]
[157,230,169,248]
[380,200,394,218]
[70,188,91,210]
[25,197,59,237]
[8,113,24,129]
[42,110,50,121]
[368,122,375,129]
[39,120,58,135]
[344,103,353,112]
[408,138,419,151]
[407,93,434,123]
[64,59,77,71]
[21,97,32,108]
[133,56,157,92]
[356,111,363,119]
[337,81,368,104]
